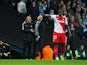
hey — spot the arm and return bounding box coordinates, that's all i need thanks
[65,16,72,37]
[43,14,54,21]
[30,25,34,33]
[66,25,72,37]
[43,14,50,17]
[22,21,26,31]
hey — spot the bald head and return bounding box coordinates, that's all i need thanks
[37,15,43,21]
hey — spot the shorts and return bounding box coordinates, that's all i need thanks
[52,32,67,44]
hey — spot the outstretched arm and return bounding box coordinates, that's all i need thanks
[43,14,53,21]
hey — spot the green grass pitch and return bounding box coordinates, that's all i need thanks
[0,60,87,65]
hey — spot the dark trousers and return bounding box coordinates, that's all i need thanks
[34,38,44,58]
[67,31,75,56]
[22,40,33,59]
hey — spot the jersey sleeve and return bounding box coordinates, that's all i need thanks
[50,15,57,22]
[50,15,56,19]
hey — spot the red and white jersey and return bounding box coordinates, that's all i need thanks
[50,15,68,33]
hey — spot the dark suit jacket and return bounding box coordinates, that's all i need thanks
[34,21,45,39]
[23,23,34,41]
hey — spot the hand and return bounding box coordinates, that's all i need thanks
[35,37,39,42]
[3,53,8,57]
[44,14,50,16]
[30,29,34,33]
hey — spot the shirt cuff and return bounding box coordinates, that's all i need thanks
[37,36,40,38]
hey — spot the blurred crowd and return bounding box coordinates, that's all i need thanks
[16,0,87,38]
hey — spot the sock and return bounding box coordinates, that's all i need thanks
[54,45,58,57]
[61,46,66,56]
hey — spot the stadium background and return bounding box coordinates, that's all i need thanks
[0,0,87,59]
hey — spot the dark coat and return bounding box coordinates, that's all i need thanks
[34,21,45,54]
[23,23,34,41]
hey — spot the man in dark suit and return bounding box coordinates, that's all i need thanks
[34,15,45,60]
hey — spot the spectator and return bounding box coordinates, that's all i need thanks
[49,9,54,15]
[17,0,27,14]
[62,4,67,11]
[63,10,67,16]
[81,3,86,9]
[75,45,86,59]
[76,0,82,6]
[0,40,11,59]
[38,1,45,15]
[42,1,48,13]
[69,15,79,33]
[75,4,81,14]
[75,13,81,23]
[83,15,87,25]
[58,0,64,8]
[27,1,39,21]
[45,0,51,14]
[81,7,87,15]
[78,19,87,38]
[81,13,86,19]
[70,1,76,15]
[51,0,58,14]
[66,1,71,13]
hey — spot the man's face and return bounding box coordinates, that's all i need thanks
[32,2,35,6]
[37,15,43,21]
[26,16,32,23]
[0,41,3,45]
[80,45,84,50]
[58,9,63,15]
[67,45,70,50]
